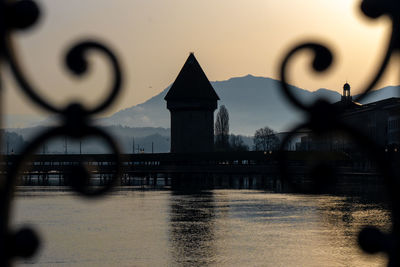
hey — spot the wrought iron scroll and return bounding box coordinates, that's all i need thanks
[0,0,123,266]
[278,0,399,265]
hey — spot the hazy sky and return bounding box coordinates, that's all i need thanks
[3,0,398,122]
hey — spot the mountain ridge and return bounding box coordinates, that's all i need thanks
[6,75,399,136]
[98,75,400,135]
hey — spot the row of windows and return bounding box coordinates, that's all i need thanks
[388,118,400,130]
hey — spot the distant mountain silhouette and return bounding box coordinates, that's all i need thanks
[99,75,344,135]
[356,86,400,103]
[6,75,399,135]
[4,114,48,129]
[98,88,170,128]
[99,76,399,134]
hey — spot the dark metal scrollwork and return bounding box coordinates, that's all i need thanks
[278,0,399,265]
[0,0,123,265]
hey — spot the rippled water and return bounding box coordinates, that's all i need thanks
[12,187,391,266]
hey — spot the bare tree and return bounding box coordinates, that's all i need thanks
[253,126,279,151]
[215,105,230,151]
[230,134,249,151]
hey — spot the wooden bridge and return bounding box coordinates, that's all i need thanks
[0,151,352,186]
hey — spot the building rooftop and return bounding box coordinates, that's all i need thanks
[164,53,220,101]
[339,97,400,117]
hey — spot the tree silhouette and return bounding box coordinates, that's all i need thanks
[214,105,230,151]
[253,126,279,151]
[230,134,249,151]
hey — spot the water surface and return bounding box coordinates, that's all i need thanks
[12,187,390,266]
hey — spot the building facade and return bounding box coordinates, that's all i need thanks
[297,83,400,151]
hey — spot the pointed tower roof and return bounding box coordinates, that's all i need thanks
[164,53,220,101]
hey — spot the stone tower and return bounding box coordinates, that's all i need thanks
[164,53,219,153]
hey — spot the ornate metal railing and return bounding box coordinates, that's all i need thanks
[0,0,399,266]
[278,0,400,265]
[0,0,123,265]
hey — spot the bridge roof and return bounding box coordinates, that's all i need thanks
[164,53,219,101]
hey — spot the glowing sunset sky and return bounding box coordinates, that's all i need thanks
[3,0,398,122]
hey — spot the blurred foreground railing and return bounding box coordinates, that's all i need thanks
[0,0,123,265]
[278,0,400,265]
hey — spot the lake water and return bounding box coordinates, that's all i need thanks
[12,187,391,266]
